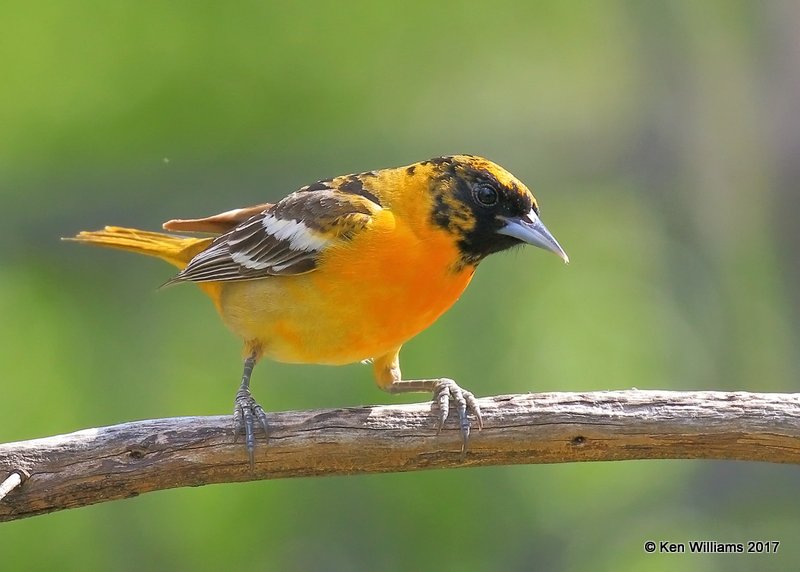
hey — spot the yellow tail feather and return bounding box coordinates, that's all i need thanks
[66,226,213,270]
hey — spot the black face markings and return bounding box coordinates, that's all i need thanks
[428,158,534,266]
[428,159,460,233]
[430,184,453,232]
[406,165,416,176]
[338,174,383,207]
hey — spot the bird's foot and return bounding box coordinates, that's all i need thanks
[233,387,269,468]
[431,378,483,456]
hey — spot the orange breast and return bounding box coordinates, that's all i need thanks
[217,209,475,365]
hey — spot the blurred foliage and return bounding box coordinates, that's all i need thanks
[2,0,799,570]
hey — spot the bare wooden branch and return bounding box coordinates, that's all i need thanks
[1,390,799,522]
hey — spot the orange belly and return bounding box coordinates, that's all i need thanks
[217,211,474,364]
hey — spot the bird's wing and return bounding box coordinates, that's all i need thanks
[169,187,382,283]
[162,203,273,234]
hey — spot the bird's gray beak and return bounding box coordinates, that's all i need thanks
[497,209,569,263]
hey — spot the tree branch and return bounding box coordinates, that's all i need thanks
[1,390,798,521]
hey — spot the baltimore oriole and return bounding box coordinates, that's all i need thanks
[69,155,568,465]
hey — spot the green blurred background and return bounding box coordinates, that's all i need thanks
[2,1,799,570]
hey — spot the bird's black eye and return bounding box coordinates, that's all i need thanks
[473,185,498,207]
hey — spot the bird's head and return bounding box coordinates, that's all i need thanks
[422,155,568,267]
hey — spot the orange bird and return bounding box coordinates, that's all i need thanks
[70,155,568,465]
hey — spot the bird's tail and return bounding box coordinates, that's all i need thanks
[66,226,213,270]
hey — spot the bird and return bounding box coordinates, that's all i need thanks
[68,154,568,466]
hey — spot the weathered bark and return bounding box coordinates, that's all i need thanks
[1,390,798,522]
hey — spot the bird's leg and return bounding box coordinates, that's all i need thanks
[384,378,483,453]
[372,350,483,456]
[232,349,269,468]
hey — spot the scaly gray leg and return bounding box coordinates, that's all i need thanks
[382,377,483,455]
[232,354,269,468]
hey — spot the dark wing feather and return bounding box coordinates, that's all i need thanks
[162,203,273,234]
[169,188,381,283]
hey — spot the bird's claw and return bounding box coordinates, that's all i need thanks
[233,387,269,468]
[432,378,483,456]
